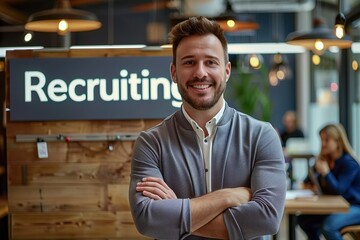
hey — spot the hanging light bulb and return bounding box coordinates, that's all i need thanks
[268,53,292,84]
[314,39,325,51]
[240,54,264,72]
[58,19,69,34]
[226,19,236,28]
[333,0,347,40]
[334,13,346,39]
[268,71,279,86]
[249,54,262,69]
[352,60,359,71]
[334,26,344,39]
[274,54,286,80]
[24,31,33,42]
[334,12,346,39]
[276,66,286,80]
[312,54,321,65]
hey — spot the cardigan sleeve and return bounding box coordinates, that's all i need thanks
[222,122,287,239]
[128,131,192,239]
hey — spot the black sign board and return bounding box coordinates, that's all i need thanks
[9,56,182,121]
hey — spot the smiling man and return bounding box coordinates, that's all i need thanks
[129,16,286,240]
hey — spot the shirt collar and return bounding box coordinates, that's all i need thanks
[182,101,226,127]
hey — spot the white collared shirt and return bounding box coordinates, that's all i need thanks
[182,102,225,192]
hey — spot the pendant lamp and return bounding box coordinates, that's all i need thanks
[215,0,259,32]
[286,17,351,54]
[25,0,102,35]
[333,0,346,39]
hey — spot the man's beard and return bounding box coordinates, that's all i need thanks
[177,77,226,110]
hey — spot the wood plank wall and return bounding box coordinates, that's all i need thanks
[5,48,172,239]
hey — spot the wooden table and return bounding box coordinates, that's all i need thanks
[284,195,350,240]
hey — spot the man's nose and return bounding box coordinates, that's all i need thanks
[193,63,208,79]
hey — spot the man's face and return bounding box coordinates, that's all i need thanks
[170,34,231,111]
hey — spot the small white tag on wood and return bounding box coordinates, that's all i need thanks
[37,141,48,158]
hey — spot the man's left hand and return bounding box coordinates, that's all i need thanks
[136,177,178,200]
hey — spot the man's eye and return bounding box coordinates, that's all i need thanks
[207,60,217,65]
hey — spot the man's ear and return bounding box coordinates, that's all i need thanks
[225,61,231,82]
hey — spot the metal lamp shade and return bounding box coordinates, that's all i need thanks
[286,17,352,52]
[25,0,101,32]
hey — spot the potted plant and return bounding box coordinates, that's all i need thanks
[226,61,272,122]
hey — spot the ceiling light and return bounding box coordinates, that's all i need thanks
[215,0,259,32]
[216,15,259,32]
[312,54,321,65]
[240,53,264,72]
[286,18,352,54]
[249,54,262,69]
[25,0,101,34]
[333,0,347,39]
[352,60,358,71]
[334,12,346,39]
[24,32,33,42]
[268,53,292,84]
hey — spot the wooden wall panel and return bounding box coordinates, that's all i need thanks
[107,184,131,212]
[8,185,107,212]
[9,162,130,185]
[5,48,168,239]
[6,119,160,239]
[10,212,151,239]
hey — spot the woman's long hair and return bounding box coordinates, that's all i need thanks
[319,123,360,162]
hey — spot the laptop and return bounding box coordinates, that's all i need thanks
[308,166,323,195]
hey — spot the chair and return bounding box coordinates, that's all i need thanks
[340,225,360,240]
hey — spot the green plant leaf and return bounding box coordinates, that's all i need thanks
[226,63,272,121]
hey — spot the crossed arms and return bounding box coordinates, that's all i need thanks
[129,116,286,239]
[136,177,252,239]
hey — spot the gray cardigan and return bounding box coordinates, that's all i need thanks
[129,104,286,240]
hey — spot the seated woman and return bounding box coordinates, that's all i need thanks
[297,123,360,240]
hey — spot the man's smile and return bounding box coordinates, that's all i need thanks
[191,84,211,90]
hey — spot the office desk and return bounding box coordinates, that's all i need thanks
[284,195,350,240]
[285,195,349,214]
